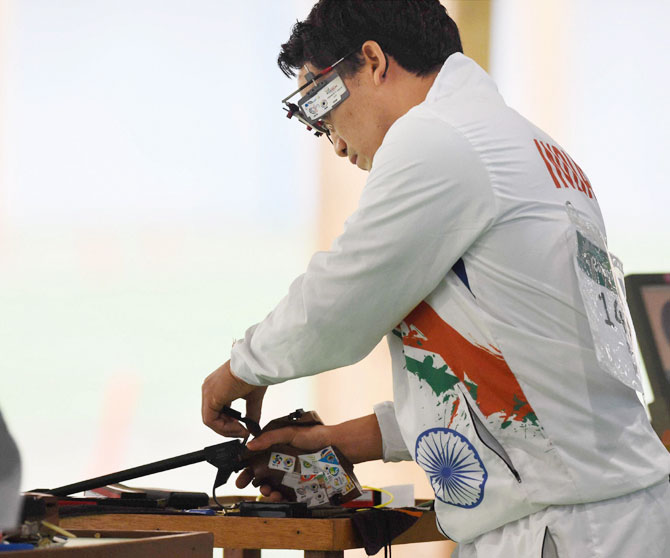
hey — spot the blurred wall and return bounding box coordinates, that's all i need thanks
[0,0,319,495]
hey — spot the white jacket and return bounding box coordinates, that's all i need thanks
[231,53,670,542]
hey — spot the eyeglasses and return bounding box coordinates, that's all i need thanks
[281,50,357,142]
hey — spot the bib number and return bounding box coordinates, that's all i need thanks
[568,204,642,392]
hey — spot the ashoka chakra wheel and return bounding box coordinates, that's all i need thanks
[415,427,487,508]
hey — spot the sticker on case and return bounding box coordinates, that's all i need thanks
[268,452,296,472]
[324,473,347,496]
[309,487,327,506]
[341,474,357,495]
[322,465,340,481]
[301,480,328,507]
[295,485,309,502]
[282,472,301,488]
[318,447,339,467]
[298,453,318,472]
[330,474,347,489]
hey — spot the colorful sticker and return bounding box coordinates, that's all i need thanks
[287,471,330,507]
[330,474,346,489]
[268,452,296,473]
[317,447,339,467]
[295,485,308,500]
[341,474,357,495]
[298,453,318,472]
[299,480,328,507]
[323,472,349,496]
[321,465,345,493]
[281,472,301,488]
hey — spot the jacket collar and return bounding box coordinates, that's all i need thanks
[424,52,500,105]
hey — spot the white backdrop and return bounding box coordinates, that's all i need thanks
[0,0,318,495]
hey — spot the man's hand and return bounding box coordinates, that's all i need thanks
[201,360,267,437]
[236,423,332,501]
[236,414,384,501]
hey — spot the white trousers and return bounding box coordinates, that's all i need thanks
[454,480,670,558]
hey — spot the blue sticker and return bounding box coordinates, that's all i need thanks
[415,427,487,508]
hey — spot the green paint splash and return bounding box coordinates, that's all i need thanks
[522,412,539,426]
[513,394,527,412]
[405,355,459,397]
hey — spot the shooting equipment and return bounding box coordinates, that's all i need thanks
[45,409,361,508]
[281,50,356,140]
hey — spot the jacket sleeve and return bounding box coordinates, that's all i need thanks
[373,401,413,462]
[230,110,496,385]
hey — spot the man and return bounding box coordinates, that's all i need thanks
[0,411,22,531]
[202,1,670,556]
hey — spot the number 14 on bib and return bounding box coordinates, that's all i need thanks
[567,203,643,393]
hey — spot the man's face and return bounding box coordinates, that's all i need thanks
[298,63,386,172]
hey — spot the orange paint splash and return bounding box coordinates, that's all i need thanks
[402,301,538,426]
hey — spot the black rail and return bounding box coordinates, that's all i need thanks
[48,440,244,497]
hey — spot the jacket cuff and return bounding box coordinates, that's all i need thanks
[373,401,412,462]
[229,333,268,387]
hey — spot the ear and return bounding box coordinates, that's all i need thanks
[360,40,388,86]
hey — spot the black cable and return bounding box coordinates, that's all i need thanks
[212,479,223,510]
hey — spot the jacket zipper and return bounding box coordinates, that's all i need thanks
[458,385,522,483]
[435,514,456,541]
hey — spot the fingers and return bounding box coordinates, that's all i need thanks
[201,382,222,430]
[246,427,298,452]
[245,386,267,427]
[236,470,283,502]
[206,415,250,438]
[201,363,230,431]
[236,468,254,489]
[247,424,329,453]
[202,360,263,436]
[259,485,283,502]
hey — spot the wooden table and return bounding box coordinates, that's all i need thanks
[0,530,213,558]
[61,511,447,558]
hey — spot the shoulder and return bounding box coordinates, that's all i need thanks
[369,106,492,199]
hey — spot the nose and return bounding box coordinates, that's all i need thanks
[332,133,348,158]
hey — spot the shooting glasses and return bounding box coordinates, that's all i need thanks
[281,50,357,141]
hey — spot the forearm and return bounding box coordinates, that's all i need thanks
[246,413,384,465]
[326,414,383,464]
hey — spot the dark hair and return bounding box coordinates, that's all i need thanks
[278,0,462,79]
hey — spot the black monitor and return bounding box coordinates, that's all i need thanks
[625,273,670,446]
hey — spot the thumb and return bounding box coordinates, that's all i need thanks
[247,427,298,452]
